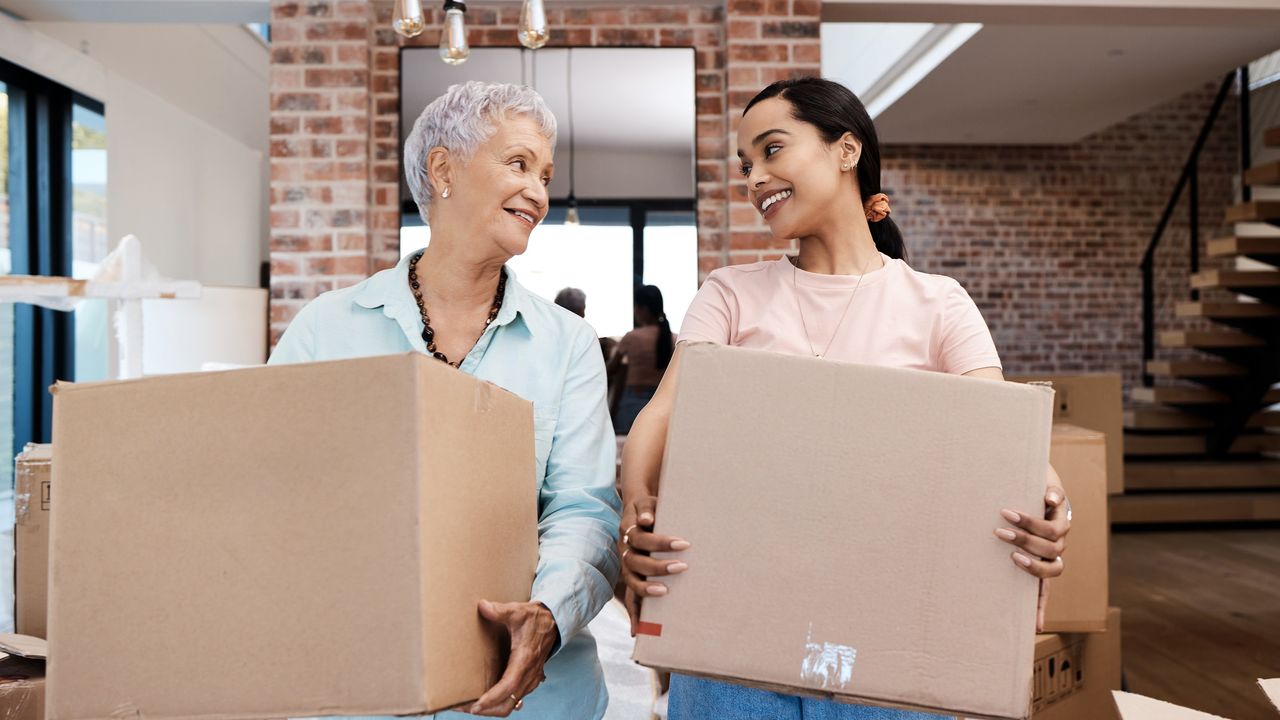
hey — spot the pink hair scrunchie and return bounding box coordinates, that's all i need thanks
[863,193,891,223]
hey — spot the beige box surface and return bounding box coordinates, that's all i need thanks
[633,343,1055,720]
[1008,374,1123,495]
[13,444,51,639]
[47,353,538,720]
[1041,425,1109,633]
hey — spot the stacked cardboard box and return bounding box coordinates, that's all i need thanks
[1008,374,1123,495]
[1030,424,1121,718]
[7,446,52,718]
[0,653,44,720]
[13,444,51,639]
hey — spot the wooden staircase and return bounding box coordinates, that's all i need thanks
[1119,115,1280,524]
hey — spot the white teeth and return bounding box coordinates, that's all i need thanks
[511,211,534,224]
[761,190,792,212]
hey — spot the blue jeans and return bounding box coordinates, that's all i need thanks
[613,385,657,435]
[670,674,949,720]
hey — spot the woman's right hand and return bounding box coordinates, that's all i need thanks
[620,494,691,636]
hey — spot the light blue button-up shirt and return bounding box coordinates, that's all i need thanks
[270,252,622,720]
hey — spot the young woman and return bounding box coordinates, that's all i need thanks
[610,285,677,434]
[618,78,1071,719]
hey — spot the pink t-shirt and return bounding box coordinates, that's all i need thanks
[678,254,1002,375]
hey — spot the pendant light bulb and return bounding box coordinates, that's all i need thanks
[564,198,580,226]
[439,0,470,65]
[517,0,549,50]
[392,0,426,38]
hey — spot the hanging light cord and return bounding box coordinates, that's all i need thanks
[567,47,575,205]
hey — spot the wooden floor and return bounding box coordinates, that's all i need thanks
[1111,526,1280,718]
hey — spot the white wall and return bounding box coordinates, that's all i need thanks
[1,16,268,287]
[99,71,265,286]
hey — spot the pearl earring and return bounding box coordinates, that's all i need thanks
[441,187,450,198]
[842,163,850,171]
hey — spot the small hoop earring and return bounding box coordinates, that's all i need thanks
[441,187,450,199]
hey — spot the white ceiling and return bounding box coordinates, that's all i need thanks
[859,23,1280,144]
[28,21,269,150]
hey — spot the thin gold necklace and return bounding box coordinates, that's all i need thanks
[792,252,876,359]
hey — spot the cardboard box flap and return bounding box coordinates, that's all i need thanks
[15,445,51,464]
[635,343,1054,720]
[1260,679,1280,713]
[1112,691,1228,719]
[0,635,46,661]
[1047,424,1104,444]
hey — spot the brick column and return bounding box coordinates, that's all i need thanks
[723,0,820,265]
[269,0,376,344]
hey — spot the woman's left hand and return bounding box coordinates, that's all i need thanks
[993,466,1071,632]
[468,600,559,716]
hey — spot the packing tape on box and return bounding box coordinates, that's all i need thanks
[635,622,663,637]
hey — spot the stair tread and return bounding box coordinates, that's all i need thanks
[1175,300,1280,319]
[1110,490,1280,523]
[1146,359,1246,377]
[1206,235,1280,261]
[1130,386,1228,403]
[1125,407,1280,430]
[1244,160,1280,186]
[1226,199,1280,223]
[1190,269,1280,289]
[1124,459,1280,490]
[1157,329,1265,348]
[1124,431,1280,456]
[1129,386,1280,403]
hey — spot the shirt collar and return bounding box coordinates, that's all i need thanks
[352,252,535,338]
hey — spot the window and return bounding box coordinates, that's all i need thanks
[401,207,636,338]
[642,211,697,335]
[71,101,109,383]
[1,79,11,492]
[400,201,697,339]
[0,57,102,460]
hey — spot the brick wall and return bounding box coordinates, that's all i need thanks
[884,80,1239,394]
[269,0,376,335]
[267,1,1242,396]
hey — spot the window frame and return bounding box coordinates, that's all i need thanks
[1,56,100,456]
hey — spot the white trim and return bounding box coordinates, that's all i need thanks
[863,23,982,119]
[0,12,107,100]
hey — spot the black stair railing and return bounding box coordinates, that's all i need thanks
[1140,67,1251,388]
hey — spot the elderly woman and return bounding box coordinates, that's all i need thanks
[270,81,621,719]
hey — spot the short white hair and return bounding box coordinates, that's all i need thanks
[404,81,558,223]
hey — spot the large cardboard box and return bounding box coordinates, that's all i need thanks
[1033,607,1122,720]
[633,343,1055,720]
[1041,425,1108,633]
[13,445,51,639]
[47,353,538,720]
[1007,374,1123,495]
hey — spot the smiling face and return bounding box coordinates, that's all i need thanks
[436,113,554,258]
[737,96,859,240]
